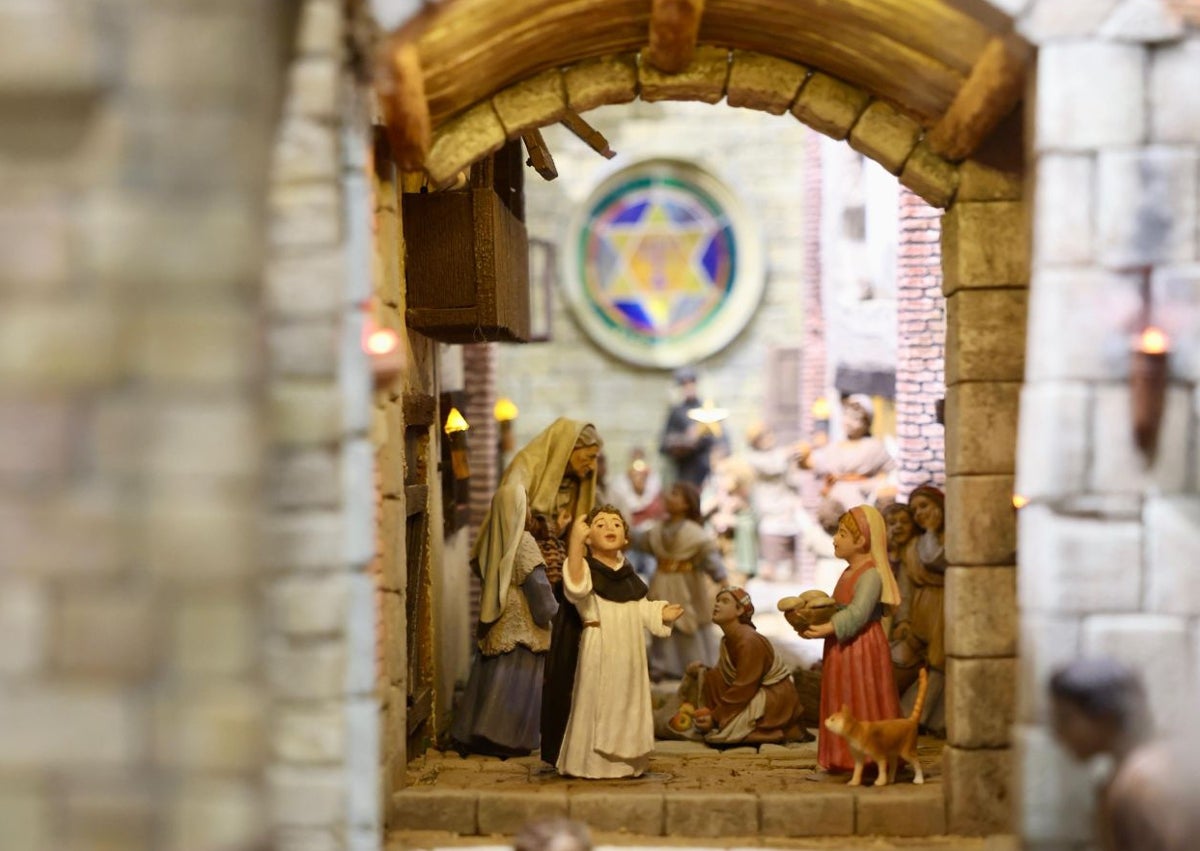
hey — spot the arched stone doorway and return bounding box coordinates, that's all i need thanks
[372,0,1029,837]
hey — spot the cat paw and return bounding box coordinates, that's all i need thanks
[847,778,862,787]
[913,776,925,785]
[873,778,889,787]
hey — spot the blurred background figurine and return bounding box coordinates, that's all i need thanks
[608,449,665,580]
[796,395,896,516]
[660,366,723,489]
[704,455,759,582]
[1050,658,1200,851]
[631,482,727,681]
[743,421,803,581]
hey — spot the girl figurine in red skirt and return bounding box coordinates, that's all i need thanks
[801,504,902,772]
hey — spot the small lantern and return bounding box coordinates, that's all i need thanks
[444,407,471,480]
[1130,326,1169,462]
[687,399,730,438]
[494,397,519,454]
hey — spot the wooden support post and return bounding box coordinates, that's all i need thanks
[521,129,558,181]
[560,110,616,159]
[926,35,1029,162]
[379,39,433,171]
[646,0,706,74]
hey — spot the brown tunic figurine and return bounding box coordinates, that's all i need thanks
[890,484,945,733]
[690,586,805,745]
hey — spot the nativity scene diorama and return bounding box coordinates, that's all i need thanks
[447,414,948,784]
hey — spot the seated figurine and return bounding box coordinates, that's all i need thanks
[689,586,806,745]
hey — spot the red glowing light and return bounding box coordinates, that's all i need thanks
[365,328,399,356]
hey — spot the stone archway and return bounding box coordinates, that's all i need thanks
[374,0,1030,836]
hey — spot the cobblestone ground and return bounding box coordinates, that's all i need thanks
[389,737,959,846]
[389,575,971,848]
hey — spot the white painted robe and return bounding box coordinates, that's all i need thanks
[556,559,672,778]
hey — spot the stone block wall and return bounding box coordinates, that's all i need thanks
[0,2,290,850]
[939,179,1027,835]
[1013,4,1200,847]
[896,189,947,493]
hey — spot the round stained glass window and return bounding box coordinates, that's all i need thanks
[561,159,764,368]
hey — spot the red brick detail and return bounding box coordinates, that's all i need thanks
[895,188,945,494]
[464,342,498,624]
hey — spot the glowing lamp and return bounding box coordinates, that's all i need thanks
[1012,494,1028,510]
[443,407,471,480]
[1130,326,1169,461]
[443,407,470,434]
[493,398,519,422]
[362,317,404,388]
[365,328,399,356]
[811,397,832,420]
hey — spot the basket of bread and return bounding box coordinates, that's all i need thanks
[777,589,839,633]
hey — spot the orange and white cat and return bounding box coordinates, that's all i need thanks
[823,667,928,787]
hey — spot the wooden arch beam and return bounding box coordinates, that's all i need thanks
[378,39,432,170]
[925,35,1029,162]
[645,0,706,74]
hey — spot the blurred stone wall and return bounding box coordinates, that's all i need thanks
[0,1,292,849]
[1014,3,1200,848]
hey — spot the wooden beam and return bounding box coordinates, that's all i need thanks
[521,129,559,181]
[560,109,616,159]
[925,35,1029,162]
[646,0,706,74]
[379,39,432,170]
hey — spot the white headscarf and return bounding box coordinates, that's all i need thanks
[472,417,599,624]
[849,504,901,609]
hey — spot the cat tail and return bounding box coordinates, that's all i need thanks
[908,667,930,722]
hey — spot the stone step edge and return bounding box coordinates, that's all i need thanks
[390,786,947,838]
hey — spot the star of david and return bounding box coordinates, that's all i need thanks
[591,192,726,335]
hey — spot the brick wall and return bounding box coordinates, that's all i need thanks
[895,188,947,493]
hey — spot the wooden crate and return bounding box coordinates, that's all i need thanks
[401,142,531,343]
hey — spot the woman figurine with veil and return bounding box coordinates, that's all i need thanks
[800,504,902,773]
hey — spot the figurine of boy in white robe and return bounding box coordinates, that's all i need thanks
[555,505,684,778]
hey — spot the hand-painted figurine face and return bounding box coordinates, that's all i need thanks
[568,444,601,479]
[886,508,916,547]
[910,494,943,534]
[843,402,870,440]
[832,516,867,560]
[586,510,627,555]
[711,590,743,626]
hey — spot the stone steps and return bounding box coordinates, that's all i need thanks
[390,741,949,841]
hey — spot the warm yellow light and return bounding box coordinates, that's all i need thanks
[811,397,831,419]
[630,459,648,472]
[1012,494,1028,509]
[1137,326,1169,355]
[365,328,399,356]
[493,398,519,422]
[687,399,729,425]
[444,407,469,434]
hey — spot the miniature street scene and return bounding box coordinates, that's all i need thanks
[5,2,1200,851]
